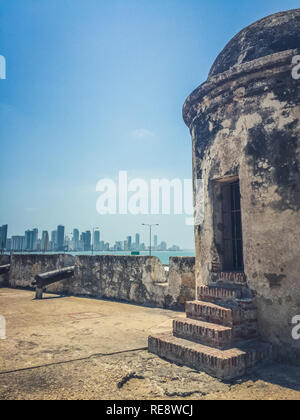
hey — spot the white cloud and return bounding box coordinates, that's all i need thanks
[131,128,155,140]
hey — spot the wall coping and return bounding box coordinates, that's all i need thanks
[183,48,300,128]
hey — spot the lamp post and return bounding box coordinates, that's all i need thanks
[92,227,99,255]
[142,224,159,256]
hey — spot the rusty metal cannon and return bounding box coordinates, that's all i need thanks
[32,266,75,299]
[0,264,10,275]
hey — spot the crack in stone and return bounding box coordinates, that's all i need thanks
[165,390,207,397]
[117,372,145,389]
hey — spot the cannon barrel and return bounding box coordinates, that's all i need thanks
[32,266,75,297]
[0,264,10,275]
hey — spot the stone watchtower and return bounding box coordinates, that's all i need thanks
[149,9,300,379]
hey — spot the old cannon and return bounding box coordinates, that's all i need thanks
[0,264,10,275]
[32,266,75,299]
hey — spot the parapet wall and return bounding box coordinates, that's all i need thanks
[9,254,75,289]
[3,254,195,310]
[167,257,196,308]
[0,255,10,287]
[0,255,10,265]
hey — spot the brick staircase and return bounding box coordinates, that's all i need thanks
[148,281,272,380]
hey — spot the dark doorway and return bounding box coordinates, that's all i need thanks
[222,180,244,272]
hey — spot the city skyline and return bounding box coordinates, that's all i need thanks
[2,1,298,250]
[0,223,185,253]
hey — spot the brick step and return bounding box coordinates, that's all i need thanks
[186,300,242,326]
[174,317,259,345]
[186,300,258,332]
[197,285,242,302]
[173,318,233,348]
[148,332,272,380]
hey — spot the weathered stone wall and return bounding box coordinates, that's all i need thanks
[183,47,300,362]
[0,255,10,266]
[4,254,195,309]
[166,257,196,309]
[0,274,9,288]
[63,255,168,307]
[0,255,10,287]
[8,254,75,289]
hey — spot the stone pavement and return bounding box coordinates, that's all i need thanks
[0,288,299,400]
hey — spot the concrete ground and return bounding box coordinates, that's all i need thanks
[0,288,300,400]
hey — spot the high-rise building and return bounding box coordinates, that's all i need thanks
[85,231,91,251]
[93,230,100,251]
[81,231,91,251]
[80,232,85,250]
[12,236,25,251]
[6,238,11,251]
[36,239,42,252]
[114,241,123,251]
[73,229,79,251]
[41,231,49,252]
[23,228,38,251]
[0,225,8,251]
[64,235,71,252]
[57,225,65,251]
[127,236,132,251]
[25,230,34,251]
[160,241,167,251]
[32,228,38,251]
[135,233,140,250]
[51,230,57,251]
[25,230,30,250]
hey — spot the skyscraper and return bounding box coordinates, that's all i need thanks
[51,230,57,251]
[57,225,65,251]
[0,225,8,251]
[6,238,11,251]
[11,236,25,251]
[23,228,38,251]
[25,230,34,251]
[93,230,100,251]
[160,241,167,251]
[73,229,79,251]
[41,231,49,252]
[85,231,91,251]
[32,228,38,251]
[135,233,140,251]
[127,236,132,251]
[81,231,91,251]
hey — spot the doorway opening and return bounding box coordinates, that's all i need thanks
[221,179,244,272]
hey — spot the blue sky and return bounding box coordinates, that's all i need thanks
[0,0,299,248]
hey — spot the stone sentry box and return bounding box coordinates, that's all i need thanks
[182,9,300,362]
[149,9,300,379]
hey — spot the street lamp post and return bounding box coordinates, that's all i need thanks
[142,224,159,256]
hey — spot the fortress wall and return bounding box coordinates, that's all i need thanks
[4,254,195,310]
